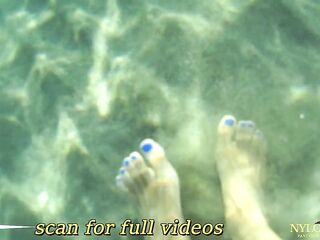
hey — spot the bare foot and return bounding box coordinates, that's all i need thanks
[116,139,189,239]
[216,115,281,240]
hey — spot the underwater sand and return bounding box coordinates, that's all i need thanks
[0,0,319,239]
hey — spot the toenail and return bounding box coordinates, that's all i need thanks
[130,155,137,160]
[141,143,152,153]
[240,122,253,128]
[123,158,130,166]
[247,122,254,128]
[119,168,125,175]
[224,118,234,126]
[240,122,247,128]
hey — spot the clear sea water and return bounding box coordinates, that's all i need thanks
[0,0,319,239]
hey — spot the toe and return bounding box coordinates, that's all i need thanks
[235,120,256,143]
[117,147,159,197]
[127,151,155,187]
[117,165,146,195]
[116,166,132,191]
[115,175,127,191]
[217,115,237,143]
[140,138,166,168]
[252,129,267,155]
[124,151,146,174]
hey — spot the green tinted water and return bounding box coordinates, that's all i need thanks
[0,0,319,239]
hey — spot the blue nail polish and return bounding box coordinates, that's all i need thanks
[224,118,234,126]
[240,122,247,128]
[240,121,254,128]
[130,155,137,160]
[141,143,152,153]
[247,122,254,128]
[123,159,130,166]
[119,168,125,175]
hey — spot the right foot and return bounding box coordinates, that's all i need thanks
[116,139,188,238]
[216,115,280,240]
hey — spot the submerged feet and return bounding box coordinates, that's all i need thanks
[116,139,186,238]
[216,115,280,240]
[116,115,280,240]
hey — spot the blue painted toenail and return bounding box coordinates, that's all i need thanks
[240,122,247,128]
[224,119,234,126]
[141,143,152,153]
[247,122,253,128]
[119,169,125,175]
[240,122,253,128]
[130,155,137,160]
[123,159,130,166]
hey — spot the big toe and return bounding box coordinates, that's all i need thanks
[140,138,167,168]
[217,115,237,144]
